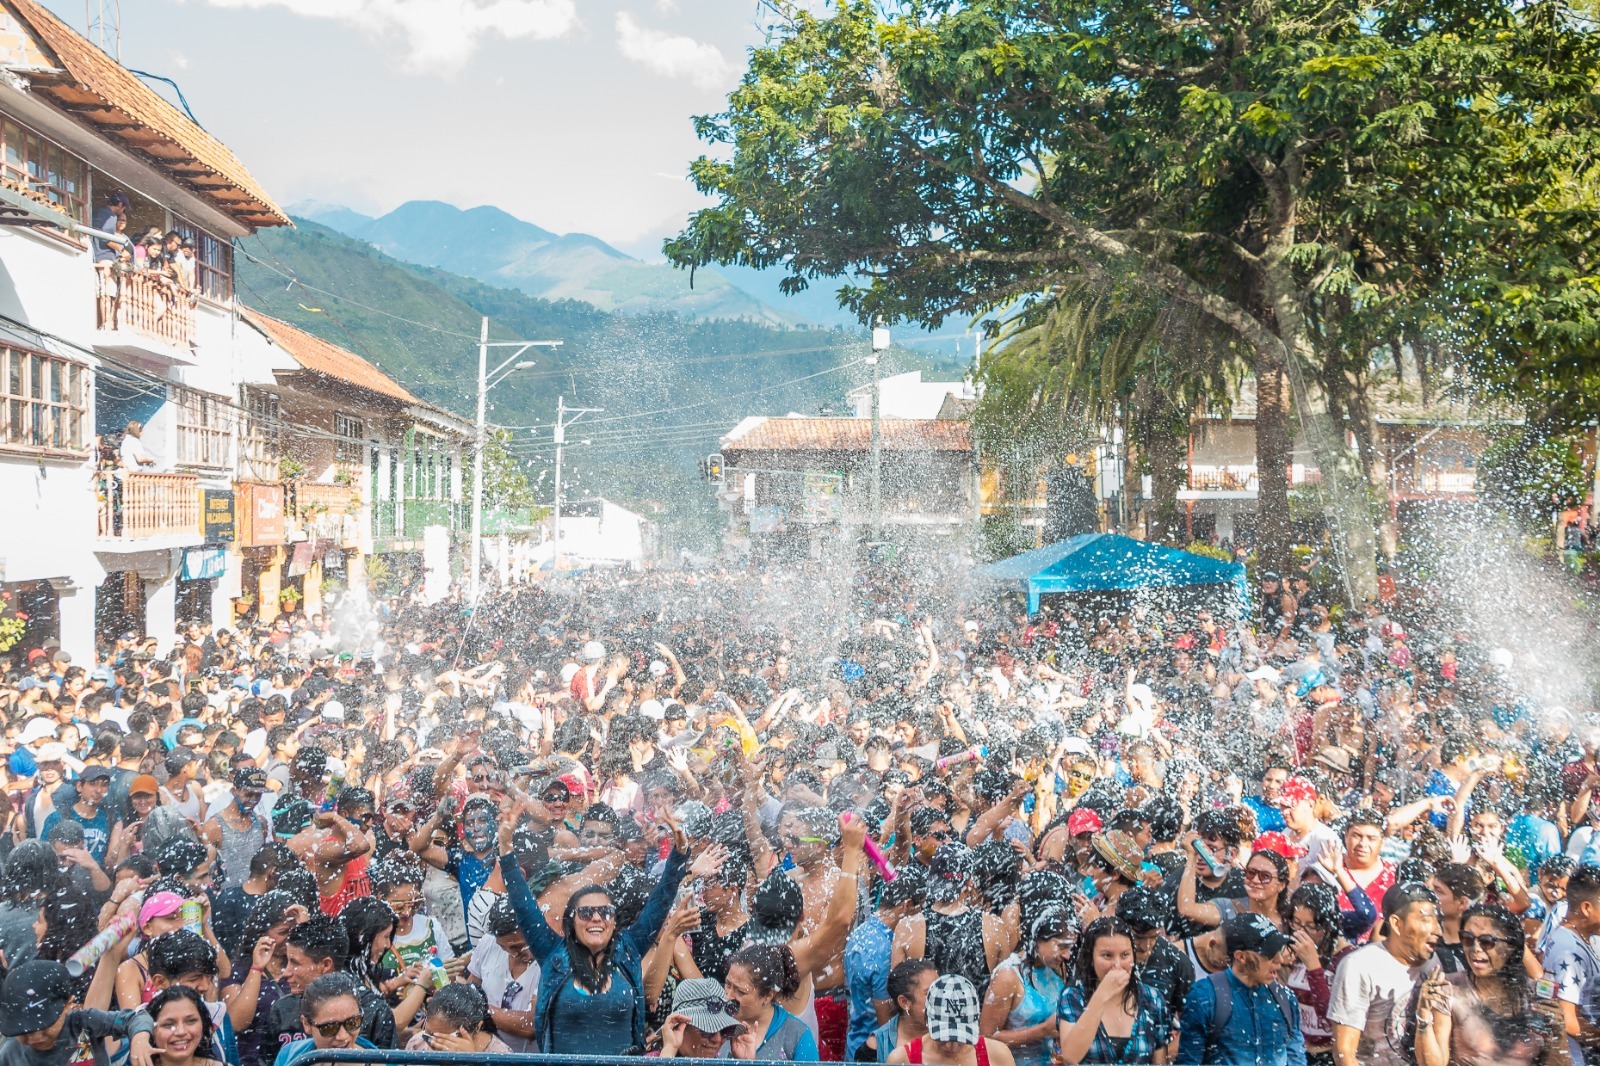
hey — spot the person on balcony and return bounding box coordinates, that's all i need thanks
[120,422,157,472]
[91,190,129,263]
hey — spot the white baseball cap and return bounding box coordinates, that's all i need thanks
[639,699,665,721]
[321,700,345,721]
[581,641,606,663]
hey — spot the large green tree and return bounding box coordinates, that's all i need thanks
[668,0,1600,602]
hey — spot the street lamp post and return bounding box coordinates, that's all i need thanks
[471,317,562,602]
[869,320,890,539]
[551,395,601,566]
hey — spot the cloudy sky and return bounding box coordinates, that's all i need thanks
[41,0,782,256]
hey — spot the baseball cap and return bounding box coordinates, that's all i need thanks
[164,746,197,776]
[1066,808,1103,836]
[139,891,185,929]
[1382,880,1440,919]
[0,960,73,1036]
[580,641,606,663]
[33,742,68,764]
[1245,665,1281,683]
[639,699,665,721]
[924,974,982,1045]
[129,773,159,797]
[233,767,268,790]
[79,765,112,783]
[557,773,586,797]
[1223,912,1292,958]
[90,667,116,684]
[19,718,58,746]
[321,700,345,721]
[669,978,744,1035]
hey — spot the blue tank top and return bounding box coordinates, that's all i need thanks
[549,974,636,1055]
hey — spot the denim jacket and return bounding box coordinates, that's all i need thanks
[1176,968,1307,1066]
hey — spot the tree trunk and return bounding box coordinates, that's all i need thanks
[1254,352,1294,573]
[1284,366,1380,607]
[1141,399,1188,546]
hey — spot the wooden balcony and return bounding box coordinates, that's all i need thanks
[97,471,202,542]
[291,481,363,546]
[94,268,195,359]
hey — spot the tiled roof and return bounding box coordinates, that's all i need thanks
[1,0,289,229]
[722,417,972,452]
[243,310,419,405]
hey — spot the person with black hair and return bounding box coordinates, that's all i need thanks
[497,805,712,1054]
[726,942,819,1060]
[1535,864,1600,1063]
[404,982,514,1052]
[1116,884,1194,1023]
[0,840,62,968]
[267,915,394,1054]
[864,959,938,1062]
[1175,913,1304,1066]
[147,985,224,1066]
[1282,883,1351,1066]
[1328,882,1442,1066]
[846,864,928,1058]
[212,843,291,961]
[466,895,537,1052]
[272,974,378,1066]
[1058,916,1173,1064]
[1416,902,1566,1066]
[980,906,1074,1066]
[222,892,303,1066]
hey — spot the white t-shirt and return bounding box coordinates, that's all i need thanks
[469,937,539,1053]
[1326,942,1440,1066]
[1290,819,1340,869]
[393,912,456,969]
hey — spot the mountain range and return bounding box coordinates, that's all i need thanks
[235,217,962,533]
[289,199,808,326]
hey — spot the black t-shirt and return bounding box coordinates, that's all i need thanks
[1139,935,1195,1020]
[212,884,255,959]
[270,986,397,1052]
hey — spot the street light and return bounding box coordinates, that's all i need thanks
[869,319,889,538]
[472,319,562,602]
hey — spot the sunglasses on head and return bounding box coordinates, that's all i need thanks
[575,904,616,922]
[1460,933,1515,952]
[695,997,739,1017]
[312,1016,363,1039]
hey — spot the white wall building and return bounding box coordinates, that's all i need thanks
[846,371,974,420]
[546,498,657,568]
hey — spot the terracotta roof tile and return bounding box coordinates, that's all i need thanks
[2,0,289,229]
[722,417,971,452]
[243,309,419,405]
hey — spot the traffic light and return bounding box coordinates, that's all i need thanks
[705,453,725,483]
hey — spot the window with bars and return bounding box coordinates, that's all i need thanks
[334,412,365,465]
[0,118,87,225]
[0,346,86,454]
[173,387,232,468]
[171,217,233,300]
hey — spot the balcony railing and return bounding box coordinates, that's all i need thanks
[372,498,468,544]
[95,268,194,349]
[292,481,363,545]
[97,470,201,540]
[1407,469,1477,494]
[1186,464,1323,492]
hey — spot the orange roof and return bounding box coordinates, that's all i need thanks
[1,0,289,229]
[723,417,971,452]
[244,310,419,405]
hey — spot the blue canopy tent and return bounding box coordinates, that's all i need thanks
[974,533,1249,615]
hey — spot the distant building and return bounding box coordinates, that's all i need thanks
[846,371,973,420]
[544,497,657,568]
[718,415,977,560]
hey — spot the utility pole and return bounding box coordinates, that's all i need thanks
[470,317,562,602]
[551,395,602,565]
[869,320,889,539]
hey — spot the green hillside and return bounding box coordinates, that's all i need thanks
[234,220,960,535]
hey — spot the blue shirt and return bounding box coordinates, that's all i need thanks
[42,804,112,865]
[1175,970,1306,1066]
[273,1037,379,1066]
[1242,796,1286,834]
[845,914,894,1058]
[1506,813,1563,876]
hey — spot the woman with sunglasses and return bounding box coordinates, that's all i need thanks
[275,973,381,1066]
[498,807,721,1055]
[1414,903,1569,1066]
[148,985,225,1066]
[1177,841,1292,933]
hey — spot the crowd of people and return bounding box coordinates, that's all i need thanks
[0,556,1592,1066]
[92,189,201,335]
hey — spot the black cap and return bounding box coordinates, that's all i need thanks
[1382,880,1439,919]
[163,745,196,776]
[0,960,73,1036]
[1223,913,1292,958]
[78,765,112,783]
[232,767,268,790]
[292,747,327,773]
[750,870,804,933]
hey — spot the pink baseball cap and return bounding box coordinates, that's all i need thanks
[139,891,185,928]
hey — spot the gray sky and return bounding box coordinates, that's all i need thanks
[44,0,786,256]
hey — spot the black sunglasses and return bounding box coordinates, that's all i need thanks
[575,904,616,922]
[312,1016,363,1039]
[695,997,739,1017]
[1460,933,1516,952]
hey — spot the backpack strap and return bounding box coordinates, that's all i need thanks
[1207,970,1232,1047]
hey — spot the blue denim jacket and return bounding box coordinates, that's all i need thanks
[1176,969,1307,1066]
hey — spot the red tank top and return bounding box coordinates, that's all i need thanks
[907,1038,990,1066]
[319,852,372,916]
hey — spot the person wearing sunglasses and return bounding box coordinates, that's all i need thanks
[273,973,379,1066]
[1414,903,1568,1066]
[498,807,724,1055]
[654,977,753,1059]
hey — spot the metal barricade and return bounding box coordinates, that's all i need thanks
[295,1051,789,1066]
